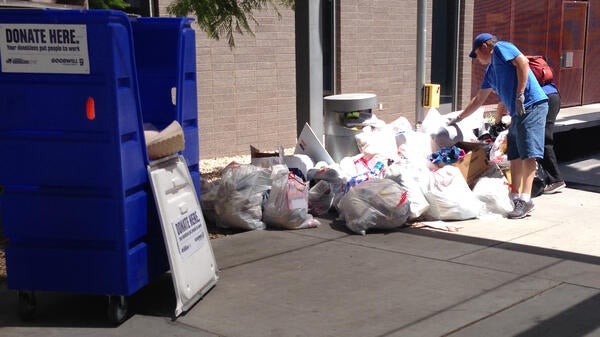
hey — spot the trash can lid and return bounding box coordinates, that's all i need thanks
[324,93,377,112]
[324,93,376,101]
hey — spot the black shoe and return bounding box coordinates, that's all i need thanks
[508,199,535,219]
[544,181,566,194]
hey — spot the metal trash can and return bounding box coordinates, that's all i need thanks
[324,93,377,162]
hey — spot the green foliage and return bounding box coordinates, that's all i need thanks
[167,0,294,48]
[88,0,130,10]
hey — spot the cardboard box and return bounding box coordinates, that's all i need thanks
[250,145,283,168]
[452,141,489,187]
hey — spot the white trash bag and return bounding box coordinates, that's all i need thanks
[355,125,400,162]
[423,165,485,221]
[384,160,431,221]
[396,130,436,168]
[472,164,514,217]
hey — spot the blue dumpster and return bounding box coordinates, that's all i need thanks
[0,9,200,323]
[131,17,201,195]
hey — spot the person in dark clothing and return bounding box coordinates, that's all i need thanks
[540,83,566,194]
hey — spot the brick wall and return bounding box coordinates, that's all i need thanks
[155,0,475,159]
[458,0,475,110]
[337,0,432,124]
[160,2,297,159]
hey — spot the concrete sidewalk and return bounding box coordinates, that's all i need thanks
[1,106,600,336]
[554,103,600,133]
[1,155,600,336]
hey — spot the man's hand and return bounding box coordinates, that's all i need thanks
[516,93,525,116]
[447,115,462,125]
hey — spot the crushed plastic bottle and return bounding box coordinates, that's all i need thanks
[371,161,384,177]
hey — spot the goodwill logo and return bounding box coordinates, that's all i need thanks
[0,24,89,74]
[172,209,206,260]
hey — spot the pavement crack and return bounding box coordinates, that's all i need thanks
[375,261,565,337]
[218,236,345,271]
[441,282,564,337]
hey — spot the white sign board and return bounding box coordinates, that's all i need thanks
[148,155,218,317]
[0,24,90,74]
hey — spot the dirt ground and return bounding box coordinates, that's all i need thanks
[0,237,6,284]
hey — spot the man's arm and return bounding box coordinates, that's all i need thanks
[495,102,508,124]
[512,54,530,95]
[512,54,529,115]
[455,88,493,121]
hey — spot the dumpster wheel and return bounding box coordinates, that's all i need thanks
[107,295,129,325]
[17,291,36,321]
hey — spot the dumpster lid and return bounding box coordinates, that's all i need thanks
[148,155,218,317]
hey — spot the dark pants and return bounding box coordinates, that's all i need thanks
[539,92,563,184]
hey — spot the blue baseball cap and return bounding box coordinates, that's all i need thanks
[469,33,496,58]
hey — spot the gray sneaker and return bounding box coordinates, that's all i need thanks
[508,199,535,219]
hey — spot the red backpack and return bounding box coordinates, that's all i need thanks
[526,55,554,86]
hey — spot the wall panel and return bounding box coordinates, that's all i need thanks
[583,0,600,104]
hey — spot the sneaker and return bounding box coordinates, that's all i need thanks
[544,181,566,194]
[508,199,535,219]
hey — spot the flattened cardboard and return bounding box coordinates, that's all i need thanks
[453,141,489,188]
[250,145,284,168]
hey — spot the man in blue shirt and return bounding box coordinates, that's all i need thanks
[453,33,548,219]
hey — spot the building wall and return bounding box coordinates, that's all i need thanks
[470,0,600,107]
[158,0,475,159]
[458,0,475,110]
[160,1,298,159]
[337,0,431,124]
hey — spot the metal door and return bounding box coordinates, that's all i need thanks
[559,1,588,107]
[582,1,600,104]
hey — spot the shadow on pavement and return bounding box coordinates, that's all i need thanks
[512,292,600,337]
[397,227,600,265]
[0,273,177,328]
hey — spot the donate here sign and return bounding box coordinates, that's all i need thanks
[0,24,89,74]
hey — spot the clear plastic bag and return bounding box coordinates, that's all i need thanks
[214,163,272,230]
[338,179,411,235]
[263,170,320,230]
[199,177,219,225]
[308,180,335,216]
[306,164,347,211]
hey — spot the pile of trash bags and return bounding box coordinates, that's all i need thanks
[201,107,517,235]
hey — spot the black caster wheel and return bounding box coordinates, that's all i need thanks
[106,295,129,325]
[17,291,36,321]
